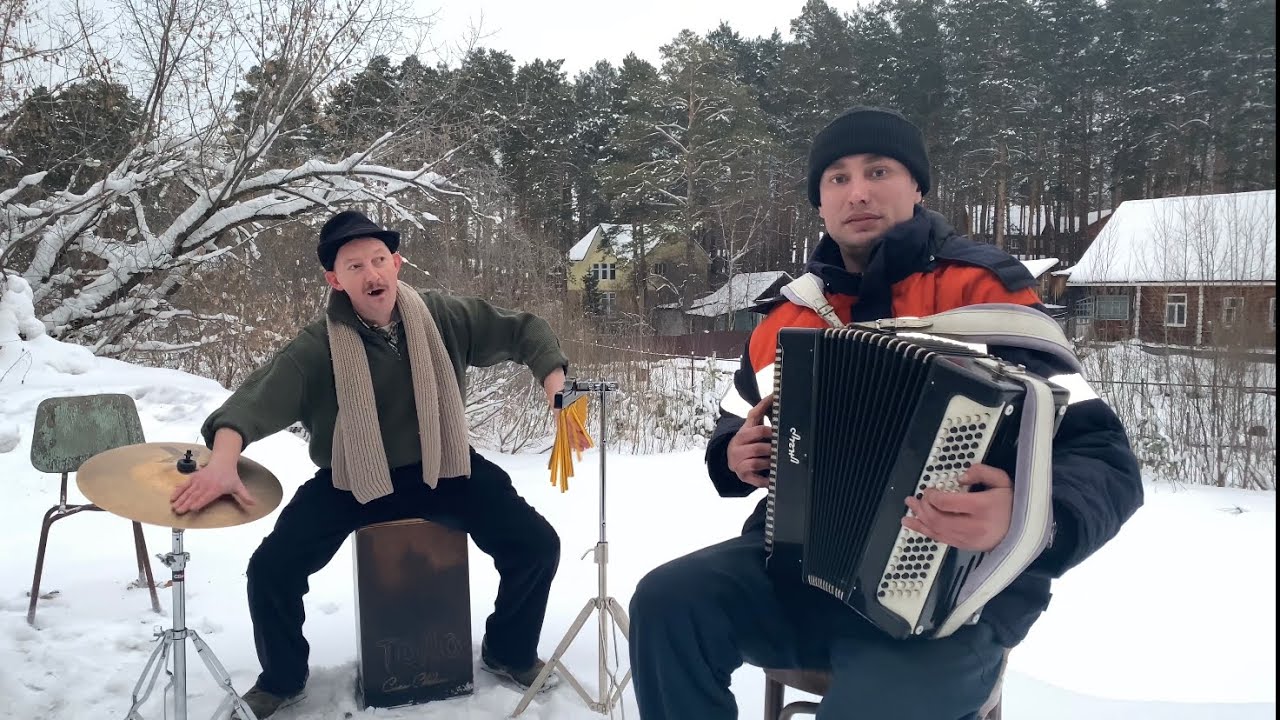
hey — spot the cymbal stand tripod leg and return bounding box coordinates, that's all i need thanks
[125,529,258,720]
[125,627,173,720]
[190,630,258,720]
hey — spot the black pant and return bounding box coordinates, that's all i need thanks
[628,532,1006,720]
[246,449,560,695]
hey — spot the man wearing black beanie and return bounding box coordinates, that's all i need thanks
[627,107,1143,720]
[805,106,932,273]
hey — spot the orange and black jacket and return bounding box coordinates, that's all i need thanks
[707,205,1143,648]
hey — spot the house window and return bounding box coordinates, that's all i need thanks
[1222,297,1244,326]
[651,262,667,277]
[1094,294,1130,321]
[733,310,763,332]
[591,263,616,281]
[1165,293,1188,327]
[1074,297,1094,324]
[1270,297,1276,330]
[600,292,616,316]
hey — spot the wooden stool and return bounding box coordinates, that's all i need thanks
[352,519,474,709]
[763,651,1007,720]
[764,668,828,720]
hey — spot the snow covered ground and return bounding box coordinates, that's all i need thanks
[1,276,1275,719]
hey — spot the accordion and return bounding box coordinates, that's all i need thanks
[764,325,1068,640]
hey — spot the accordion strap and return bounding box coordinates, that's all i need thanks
[851,302,1083,374]
[780,273,844,329]
[779,274,1077,372]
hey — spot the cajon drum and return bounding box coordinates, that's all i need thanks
[353,519,474,709]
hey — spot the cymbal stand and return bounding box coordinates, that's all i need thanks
[511,379,628,717]
[126,528,258,720]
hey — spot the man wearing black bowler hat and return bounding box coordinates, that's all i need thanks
[171,209,587,718]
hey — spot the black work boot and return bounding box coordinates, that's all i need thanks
[479,636,560,693]
[231,684,304,719]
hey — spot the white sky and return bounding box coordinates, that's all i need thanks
[417,0,857,75]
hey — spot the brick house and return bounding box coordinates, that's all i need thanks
[1065,190,1276,349]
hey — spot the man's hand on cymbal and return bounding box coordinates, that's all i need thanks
[728,394,774,488]
[901,463,1013,552]
[171,429,257,514]
[171,458,257,514]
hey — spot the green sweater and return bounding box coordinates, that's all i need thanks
[200,289,570,471]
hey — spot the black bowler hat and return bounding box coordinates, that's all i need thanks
[316,210,401,270]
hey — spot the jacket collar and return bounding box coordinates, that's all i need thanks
[804,204,957,299]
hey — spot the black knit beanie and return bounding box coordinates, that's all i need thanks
[806,106,931,207]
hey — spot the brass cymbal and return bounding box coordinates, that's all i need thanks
[76,442,283,530]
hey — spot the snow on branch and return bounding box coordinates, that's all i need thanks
[0,0,475,354]
[33,139,473,339]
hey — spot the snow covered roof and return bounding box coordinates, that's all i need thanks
[1020,257,1060,279]
[567,229,598,262]
[660,271,791,317]
[568,224,660,263]
[1086,209,1113,227]
[1067,190,1276,285]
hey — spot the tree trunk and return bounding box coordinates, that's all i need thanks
[1029,180,1041,257]
[636,223,648,322]
[1079,97,1092,235]
[994,143,1008,250]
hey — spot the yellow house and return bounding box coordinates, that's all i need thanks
[567,223,709,320]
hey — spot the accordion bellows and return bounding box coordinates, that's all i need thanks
[764,326,1068,640]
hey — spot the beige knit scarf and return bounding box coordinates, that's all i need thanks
[327,281,470,503]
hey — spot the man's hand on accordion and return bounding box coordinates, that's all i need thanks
[901,464,1013,553]
[728,394,775,488]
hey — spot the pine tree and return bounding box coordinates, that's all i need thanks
[505,58,577,248]
[775,0,861,158]
[581,266,602,316]
[1213,0,1276,191]
[601,32,772,304]
[1,80,142,193]
[570,60,624,241]
[942,0,1044,249]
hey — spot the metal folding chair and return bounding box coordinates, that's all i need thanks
[27,393,162,625]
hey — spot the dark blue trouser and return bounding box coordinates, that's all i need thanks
[628,531,1006,720]
[245,449,560,695]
